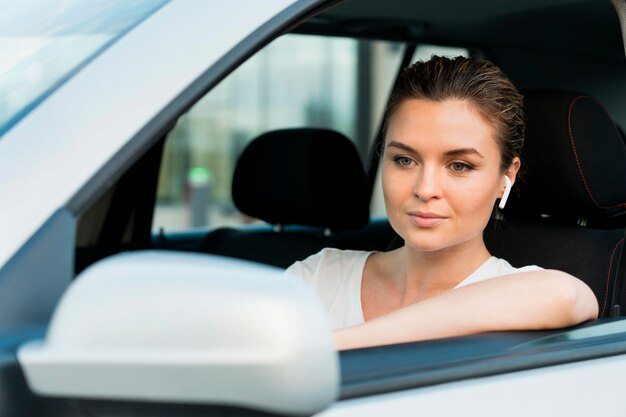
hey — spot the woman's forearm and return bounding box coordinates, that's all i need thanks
[334,270,598,350]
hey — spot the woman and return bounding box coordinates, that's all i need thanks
[286,55,598,350]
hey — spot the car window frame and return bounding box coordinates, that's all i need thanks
[339,317,626,398]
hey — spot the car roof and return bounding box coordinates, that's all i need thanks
[301,0,623,59]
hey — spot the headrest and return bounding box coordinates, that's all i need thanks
[507,89,626,221]
[232,128,370,230]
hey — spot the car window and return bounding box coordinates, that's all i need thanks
[0,0,168,137]
[152,34,404,233]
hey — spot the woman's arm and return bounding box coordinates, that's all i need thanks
[334,269,598,350]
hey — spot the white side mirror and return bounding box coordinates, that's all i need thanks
[18,251,339,415]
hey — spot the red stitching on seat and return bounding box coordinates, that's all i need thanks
[602,238,623,318]
[567,96,626,210]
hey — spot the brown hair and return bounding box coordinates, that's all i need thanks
[382,55,524,171]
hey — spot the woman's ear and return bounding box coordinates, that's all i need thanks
[505,156,521,187]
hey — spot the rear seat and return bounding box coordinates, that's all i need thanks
[196,128,388,268]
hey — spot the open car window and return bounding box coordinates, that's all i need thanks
[151,34,470,233]
[152,33,403,233]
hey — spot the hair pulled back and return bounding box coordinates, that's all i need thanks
[382,55,524,171]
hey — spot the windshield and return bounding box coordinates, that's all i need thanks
[0,0,169,137]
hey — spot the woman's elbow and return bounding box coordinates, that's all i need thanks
[547,270,599,325]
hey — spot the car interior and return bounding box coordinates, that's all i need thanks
[69,0,626,399]
[195,128,380,268]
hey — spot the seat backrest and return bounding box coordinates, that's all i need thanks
[507,89,626,223]
[484,220,623,318]
[488,89,626,318]
[197,128,372,268]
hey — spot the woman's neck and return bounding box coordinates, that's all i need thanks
[395,238,491,303]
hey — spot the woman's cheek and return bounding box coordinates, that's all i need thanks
[454,177,499,215]
[384,172,413,205]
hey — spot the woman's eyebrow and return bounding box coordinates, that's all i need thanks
[387,142,484,159]
[444,148,484,158]
[386,141,416,154]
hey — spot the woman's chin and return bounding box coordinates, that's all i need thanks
[403,237,449,252]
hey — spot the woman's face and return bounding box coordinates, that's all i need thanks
[382,98,519,253]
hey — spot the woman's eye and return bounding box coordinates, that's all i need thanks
[394,156,413,167]
[450,162,472,172]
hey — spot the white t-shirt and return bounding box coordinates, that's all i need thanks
[285,248,542,330]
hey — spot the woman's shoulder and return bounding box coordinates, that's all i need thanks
[456,256,543,288]
[285,248,371,284]
[487,257,543,275]
[285,248,373,280]
[285,248,374,330]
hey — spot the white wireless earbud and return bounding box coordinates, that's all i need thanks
[498,176,512,209]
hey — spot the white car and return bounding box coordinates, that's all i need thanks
[1,0,626,416]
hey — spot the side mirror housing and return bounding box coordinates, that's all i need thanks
[18,251,339,415]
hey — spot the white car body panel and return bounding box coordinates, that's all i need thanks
[321,354,626,416]
[0,0,298,268]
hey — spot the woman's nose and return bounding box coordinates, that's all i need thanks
[413,167,443,200]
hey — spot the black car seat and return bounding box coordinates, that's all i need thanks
[485,89,626,318]
[196,128,373,268]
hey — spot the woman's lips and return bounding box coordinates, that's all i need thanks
[408,213,448,228]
